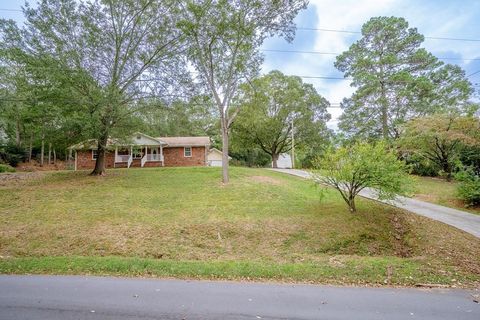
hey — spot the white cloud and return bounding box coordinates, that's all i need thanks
[261,0,480,128]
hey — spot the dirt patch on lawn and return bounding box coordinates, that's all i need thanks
[249,175,284,185]
[389,213,412,258]
[16,160,69,172]
[0,172,45,187]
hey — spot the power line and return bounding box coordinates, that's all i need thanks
[1,7,480,43]
[261,49,480,62]
[467,70,480,77]
[296,75,350,80]
[295,27,480,42]
[0,96,344,107]
[0,8,22,12]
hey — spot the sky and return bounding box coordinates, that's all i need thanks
[1,0,479,129]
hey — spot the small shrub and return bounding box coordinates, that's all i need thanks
[0,145,26,167]
[405,154,439,177]
[0,163,16,173]
[313,142,412,213]
[455,167,480,207]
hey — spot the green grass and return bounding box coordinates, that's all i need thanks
[412,175,480,214]
[0,167,479,287]
[1,255,475,286]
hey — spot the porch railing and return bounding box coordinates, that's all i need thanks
[115,155,130,163]
[146,154,163,161]
[115,151,162,168]
[127,155,133,168]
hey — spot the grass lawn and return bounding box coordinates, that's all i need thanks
[0,167,479,287]
[412,175,480,215]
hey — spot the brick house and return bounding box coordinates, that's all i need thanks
[69,132,211,170]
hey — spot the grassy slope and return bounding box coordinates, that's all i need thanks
[412,176,480,214]
[0,167,479,286]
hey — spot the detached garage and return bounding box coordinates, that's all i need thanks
[273,153,293,169]
[207,148,231,167]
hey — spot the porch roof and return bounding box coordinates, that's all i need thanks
[157,136,211,147]
[69,133,211,150]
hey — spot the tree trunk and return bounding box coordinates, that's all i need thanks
[221,126,229,184]
[53,148,56,165]
[380,81,389,140]
[15,118,21,147]
[91,133,108,176]
[348,195,357,213]
[443,161,452,181]
[40,134,45,167]
[48,143,52,165]
[272,153,279,168]
[28,134,33,163]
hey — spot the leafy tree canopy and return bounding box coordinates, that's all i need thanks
[232,70,331,168]
[397,114,480,180]
[335,16,476,141]
[1,0,186,174]
[313,142,412,212]
[179,0,308,182]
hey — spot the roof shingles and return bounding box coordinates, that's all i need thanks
[158,136,211,147]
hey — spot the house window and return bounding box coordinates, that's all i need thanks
[92,149,98,160]
[184,146,192,157]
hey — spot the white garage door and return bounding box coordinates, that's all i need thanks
[209,160,223,167]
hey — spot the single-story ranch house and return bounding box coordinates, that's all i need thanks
[69,132,226,170]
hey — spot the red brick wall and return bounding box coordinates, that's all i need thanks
[127,159,163,168]
[76,150,115,170]
[143,161,163,167]
[76,147,205,169]
[163,146,206,167]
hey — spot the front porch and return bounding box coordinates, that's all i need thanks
[114,145,164,168]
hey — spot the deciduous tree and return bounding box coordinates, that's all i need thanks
[1,0,184,175]
[179,0,308,182]
[313,142,412,213]
[398,114,480,180]
[233,70,330,168]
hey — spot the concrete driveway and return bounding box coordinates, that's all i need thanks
[271,169,480,238]
[0,275,479,320]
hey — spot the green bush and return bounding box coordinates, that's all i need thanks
[0,163,16,173]
[0,145,26,167]
[404,153,439,177]
[455,167,480,207]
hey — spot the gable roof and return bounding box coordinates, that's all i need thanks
[208,147,232,159]
[131,132,166,146]
[158,136,211,147]
[69,134,211,150]
[68,138,119,150]
[69,132,165,150]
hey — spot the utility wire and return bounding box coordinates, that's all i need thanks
[295,27,480,42]
[467,70,480,77]
[1,7,480,42]
[0,8,21,12]
[261,49,480,61]
[0,96,345,108]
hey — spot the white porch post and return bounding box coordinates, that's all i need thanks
[160,145,164,166]
[145,145,147,161]
[114,146,118,168]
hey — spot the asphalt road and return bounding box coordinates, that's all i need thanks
[0,275,479,320]
[271,168,480,238]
